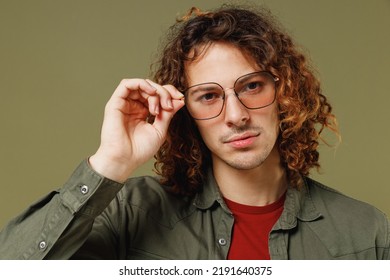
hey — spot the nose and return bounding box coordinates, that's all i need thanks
[222,89,250,126]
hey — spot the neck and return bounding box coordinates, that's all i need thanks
[213,147,287,206]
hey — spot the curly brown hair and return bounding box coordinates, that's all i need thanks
[151,5,338,196]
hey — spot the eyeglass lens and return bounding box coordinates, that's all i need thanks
[185,71,277,120]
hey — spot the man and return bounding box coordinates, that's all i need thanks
[0,5,389,260]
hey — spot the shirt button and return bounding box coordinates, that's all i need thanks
[38,241,47,250]
[218,238,227,246]
[80,185,89,195]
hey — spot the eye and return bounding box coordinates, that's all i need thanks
[244,81,264,92]
[187,84,224,104]
[198,92,222,103]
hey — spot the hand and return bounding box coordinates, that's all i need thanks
[89,79,185,182]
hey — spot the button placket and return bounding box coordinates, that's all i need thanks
[80,185,89,195]
[38,241,47,250]
[218,238,227,246]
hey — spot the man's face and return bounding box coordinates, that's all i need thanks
[185,42,280,172]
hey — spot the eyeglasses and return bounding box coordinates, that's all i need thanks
[184,71,279,120]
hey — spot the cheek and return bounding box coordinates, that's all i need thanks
[254,106,280,138]
[195,122,219,148]
[269,109,280,132]
[264,104,280,126]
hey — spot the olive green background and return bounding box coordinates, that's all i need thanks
[1,0,389,228]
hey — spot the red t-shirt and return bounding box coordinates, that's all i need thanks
[225,193,286,260]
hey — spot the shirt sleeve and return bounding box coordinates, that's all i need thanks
[0,160,123,260]
[384,216,390,260]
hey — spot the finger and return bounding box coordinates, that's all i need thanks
[152,98,185,139]
[146,85,185,116]
[145,81,185,117]
[146,95,160,116]
[171,98,186,113]
[116,79,157,100]
[145,79,176,111]
[162,84,185,100]
[106,79,159,116]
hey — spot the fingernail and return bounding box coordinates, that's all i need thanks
[145,79,157,91]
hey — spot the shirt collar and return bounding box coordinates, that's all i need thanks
[194,170,322,229]
[193,168,229,212]
[274,177,322,230]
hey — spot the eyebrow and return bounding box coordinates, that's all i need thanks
[235,74,265,86]
[187,83,221,94]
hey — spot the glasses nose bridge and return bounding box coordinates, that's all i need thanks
[220,85,247,112]
[221,85,238,99]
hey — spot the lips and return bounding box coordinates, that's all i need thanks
[224,132,260,143]
[223,132,260,148]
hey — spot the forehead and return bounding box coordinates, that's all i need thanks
[184,42,260,87]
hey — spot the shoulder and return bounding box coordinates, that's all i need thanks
[284,178,390,259]
[303,177,389,257]
[121,175,193,205]
[305,177,387,223]
[122,175,171,200]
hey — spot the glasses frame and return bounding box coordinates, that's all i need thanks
[184,71,279,120]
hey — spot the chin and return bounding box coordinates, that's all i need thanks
[224,155,269,170]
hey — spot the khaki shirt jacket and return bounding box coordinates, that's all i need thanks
[0,160,389,260]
